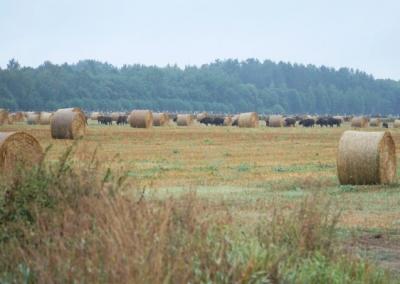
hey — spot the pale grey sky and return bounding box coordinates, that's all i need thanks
[1,0,399,79]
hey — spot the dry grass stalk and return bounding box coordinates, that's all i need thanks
[51,108,87,139]
[337,130,396,185]
[129,110,153,128]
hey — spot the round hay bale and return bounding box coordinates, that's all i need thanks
[153,112,169,126]
[223,116,233,126]
[90,112,101,120]
[0,109,9,125]
[337,130,396,185]
[51,108,87,139]
[176,114,194,126]
[8,113,16,124]
[26,112,40,125]
[369,118,381,127]
[39,112,53,125]
[129,110,153,128]
[351,116,368,128]
[238,112,258,128]
[268,115,284,127]
[111,112,123,121]
[0,132,43,176]
[196,112,208,121]
[394,120,400,128]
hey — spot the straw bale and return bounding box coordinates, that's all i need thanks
[51,108,87,139]
[369,118,381,127]
[351,116,368,128]
[394,120,400,128]
[176,114,194,126]
[153,112,169,126]
[129,110,153,128]
[39,112,53,125]
[337,130,396,185]
[0,109,9,125]
[223,116,233,126]
[26,112,40,125]
[238,112,258,128]
[268,115,284,127]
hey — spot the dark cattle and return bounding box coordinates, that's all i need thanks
[383,122,389,128]
[232,116,239,126]
[284,117,296,127]
[316,116,341,127]
[97,115,113,125]
[116,115,128,125]
[200,117,225,126]
[299,118,315,127]
[265,116,270,126]
[316,117,328,127]
[329,117,341,127]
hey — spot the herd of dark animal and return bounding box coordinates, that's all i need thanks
[97,115,127,125]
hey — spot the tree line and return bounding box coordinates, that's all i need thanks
[0,58,399,115]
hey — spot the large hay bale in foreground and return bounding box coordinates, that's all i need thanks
[337,131,396,185]
[0,132,43,176]
[39,112,53,125]
[238,112,258,128]
[0,109,9,125]
[394,120,400,128]
[269,115,284,127]
[351,116,368,128]
[129,110,153,128]
[177,114,194,126]
[51,108,87,139]
[153,112,169,126]
[369,118,381,127]
[223,116,233,126]
[26,112,40,125]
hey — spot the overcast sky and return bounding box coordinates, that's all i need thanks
[1,0,399,79]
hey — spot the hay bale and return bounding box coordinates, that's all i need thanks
[196,112,208,121]
[51,108,87,139]
[238,112,258,128]
[369,118,381,127]
[223,116,233,126]
[394,120,400,128]
[39,112,53,125]
[337,130,396,185]
[0,109,9,125]
[153,112,169,126]
[0,132,43,176]
[26,112,40,125]
[351,116,368,128]
[176,114,194,126]
[268,115,284,127]
[129,110,153,128]
[111,112,123,121]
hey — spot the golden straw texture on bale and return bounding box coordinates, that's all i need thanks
[129,110,153,128]
[153,113,169,126]
[0,109,9,125]
[0,132,43,176]
[369,118,381,127]
[269,115,284,127]
[238,112,259,128]
[26,112,40,125]
[351,116,368,128]
[337,130,396,185]
[39,112,53,125]
[223,116,233,126]
[176,114,194,126]
[394,120,400,128]
[51,108,87,139]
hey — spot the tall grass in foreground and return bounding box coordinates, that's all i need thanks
[0,146,394,283]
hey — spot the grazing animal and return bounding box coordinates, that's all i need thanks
[97,115,113,125]
[284,117,296,127]
[299,118,315,127]
[116,115,128,125]
[200,117,225,126]
[383,122,389,128]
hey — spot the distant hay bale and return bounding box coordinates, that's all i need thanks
[268,115,284,127]
[90,112,101,120]
[196,112,208,121]
[177,114,194,126]
[26,112,40,125]
[153,112,169,126]
[0,132,43,176]
[394,120,400,128]
[337,130,396,185]
[39,112,53,125]
[223,116,233,126]
[351,116,368,128]
[51,108,87,139]
[111,112,123,121]
[369,118,381,127]
[0,109,9,125]
[238,112,258,128]
[129,110,153,128]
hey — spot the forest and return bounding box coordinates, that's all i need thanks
[1,58,399,115]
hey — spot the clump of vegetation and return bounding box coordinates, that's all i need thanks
[0,147,394,283]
